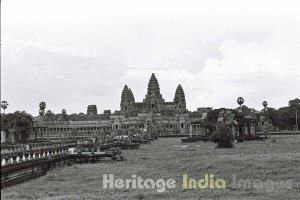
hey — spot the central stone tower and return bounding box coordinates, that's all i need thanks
[143,73,165,110]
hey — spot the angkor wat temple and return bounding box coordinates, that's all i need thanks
[33,73,206,139]
[114,73,195,131]
[121,73,187,117]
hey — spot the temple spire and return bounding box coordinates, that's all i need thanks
[121,85,135,111]
[143,73,164,106]
[174,84,186,109]
[147,73,160,97]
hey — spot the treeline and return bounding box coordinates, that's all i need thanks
[264,106,299,130]
[4,98,299,131]
[204,98,300,131]
[258,98,300,130]
[42,110,108,122]
[1,111,34,128]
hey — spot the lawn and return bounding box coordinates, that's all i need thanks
[1,135,300,200]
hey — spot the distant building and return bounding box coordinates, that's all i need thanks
[120,73,187,115]
[34,73,205,138]
[103,110,111,115]
[87,105,97,115]
[197,107,213,114]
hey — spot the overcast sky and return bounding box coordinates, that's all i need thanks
[2,0,300,115]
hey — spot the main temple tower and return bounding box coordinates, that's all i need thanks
[143,73,165,110]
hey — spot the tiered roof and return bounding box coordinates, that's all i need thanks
[147,73,161,97]
[121,85,135,105]
[174,84,186,107]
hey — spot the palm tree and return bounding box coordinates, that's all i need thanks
[61,109,69,122]
[39,102,46,140]
[236,97,245,136]
[289,98,300,130]
[262,101,268,109]
[62,109,66,115]
[262,101,268,118]
[237,97,244,107]
[39,102,46,111]
[1,101,9,114]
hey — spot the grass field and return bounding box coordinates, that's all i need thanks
[1,135,300,200]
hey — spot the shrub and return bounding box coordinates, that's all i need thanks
[211,124,234,148]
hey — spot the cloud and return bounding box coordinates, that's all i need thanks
[120,23,300,111]
[1,35,126,114]
[2,1,300,115]
[198,23,300,109]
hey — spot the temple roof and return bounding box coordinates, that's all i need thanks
[147,73,160,97]
[174,84,186,103]
[121,85,135,104]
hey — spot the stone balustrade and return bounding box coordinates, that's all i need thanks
[1,146,70,166]
[1,140,78,154]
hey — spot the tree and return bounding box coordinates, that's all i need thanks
[263,107,279,127]
[237,97,244,107]
[276,107,294,130]
[210,124,234,148]
[61,109,69,121]
[1,101,9,113]
[39,102,46,111]
[1,111,33,142]
[44,110,56,121]
[289,98,300,130]
[39,102,46,140]
[204,108,226,134]
[62,109,66,115]
[262,101,268,109]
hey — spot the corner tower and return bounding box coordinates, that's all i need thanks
[173,84,186,110]
[120,85,135,111]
